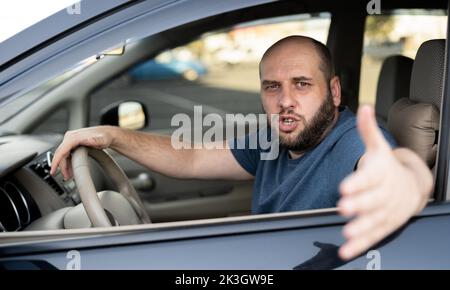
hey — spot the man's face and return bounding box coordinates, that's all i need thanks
[260,41,340,152]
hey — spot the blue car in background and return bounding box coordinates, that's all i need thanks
[129,57,207,81]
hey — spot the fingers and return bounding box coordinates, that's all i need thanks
[338,172,392,259]
[357,105,390,153]
[342,207,387,240]
[50,144,71,177]
[338,179,416,260]
[67,158,73,180]
[59,157,68,180]
[339,204,403,261]
[339,204,392,260]
[339,223,386,261]
[50,131,79,178]
[338,188,386,217]
[339,164,381,196]
[59,156,73,181]
[50,127,113,179]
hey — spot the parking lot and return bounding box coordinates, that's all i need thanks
[89,64,263,131]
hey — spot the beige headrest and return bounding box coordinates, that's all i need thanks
[376,55,413,122]
[387,98,439,167]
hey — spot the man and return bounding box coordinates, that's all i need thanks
[51,36,433,261]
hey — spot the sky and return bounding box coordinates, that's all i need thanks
[0,0,80,43]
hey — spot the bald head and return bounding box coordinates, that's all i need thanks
[260,35,335,83]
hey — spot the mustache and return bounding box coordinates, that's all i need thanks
[269,110,307,125]
[280,109,304,119]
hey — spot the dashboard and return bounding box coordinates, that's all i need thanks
[29,151,80,206]
[0,134,105,232]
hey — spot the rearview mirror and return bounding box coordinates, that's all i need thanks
[100,101,148,130]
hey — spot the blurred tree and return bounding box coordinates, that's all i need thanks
[187,39,204,58]
[365,16,396,44]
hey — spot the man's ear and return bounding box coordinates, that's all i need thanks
[330,76,341,107]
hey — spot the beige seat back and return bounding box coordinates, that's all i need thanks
[387,39,445,168]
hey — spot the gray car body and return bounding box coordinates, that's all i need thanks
[1,204,450,269]
[0,0,450,269]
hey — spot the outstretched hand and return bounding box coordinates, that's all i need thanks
[337,105,433,260]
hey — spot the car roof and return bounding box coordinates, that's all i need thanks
[0,0,130,69]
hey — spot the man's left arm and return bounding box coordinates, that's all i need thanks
[337,105,433,260]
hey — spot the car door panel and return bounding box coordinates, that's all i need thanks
[109,151,253,221]
[1,203,450,269]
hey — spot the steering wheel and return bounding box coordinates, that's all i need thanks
[71,146,151,227]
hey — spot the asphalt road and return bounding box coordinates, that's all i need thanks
[89,65,264,132]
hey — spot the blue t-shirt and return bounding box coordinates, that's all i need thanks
[229,107,397,214]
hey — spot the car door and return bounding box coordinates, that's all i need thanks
[1,0,450,271]
[1,203,450,270]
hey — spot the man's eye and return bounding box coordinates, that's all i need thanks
[265,84,280,91]
[296,81,310,88]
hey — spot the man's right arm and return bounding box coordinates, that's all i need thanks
[50,126,253,181]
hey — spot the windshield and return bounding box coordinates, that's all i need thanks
[0,0,81,43]
[0,56,98,125]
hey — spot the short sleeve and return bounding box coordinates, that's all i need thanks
[228,133,261,176]
[331,126,397,173]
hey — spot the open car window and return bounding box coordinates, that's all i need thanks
[89,12,332,132]
[359,9,447,104]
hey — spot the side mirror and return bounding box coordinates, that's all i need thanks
[100,101,148,130]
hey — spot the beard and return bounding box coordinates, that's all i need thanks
[270,91,337,153]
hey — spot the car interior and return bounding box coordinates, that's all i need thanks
[374,54,413,126]
[387,39,443,170]
[0,0,448,240]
